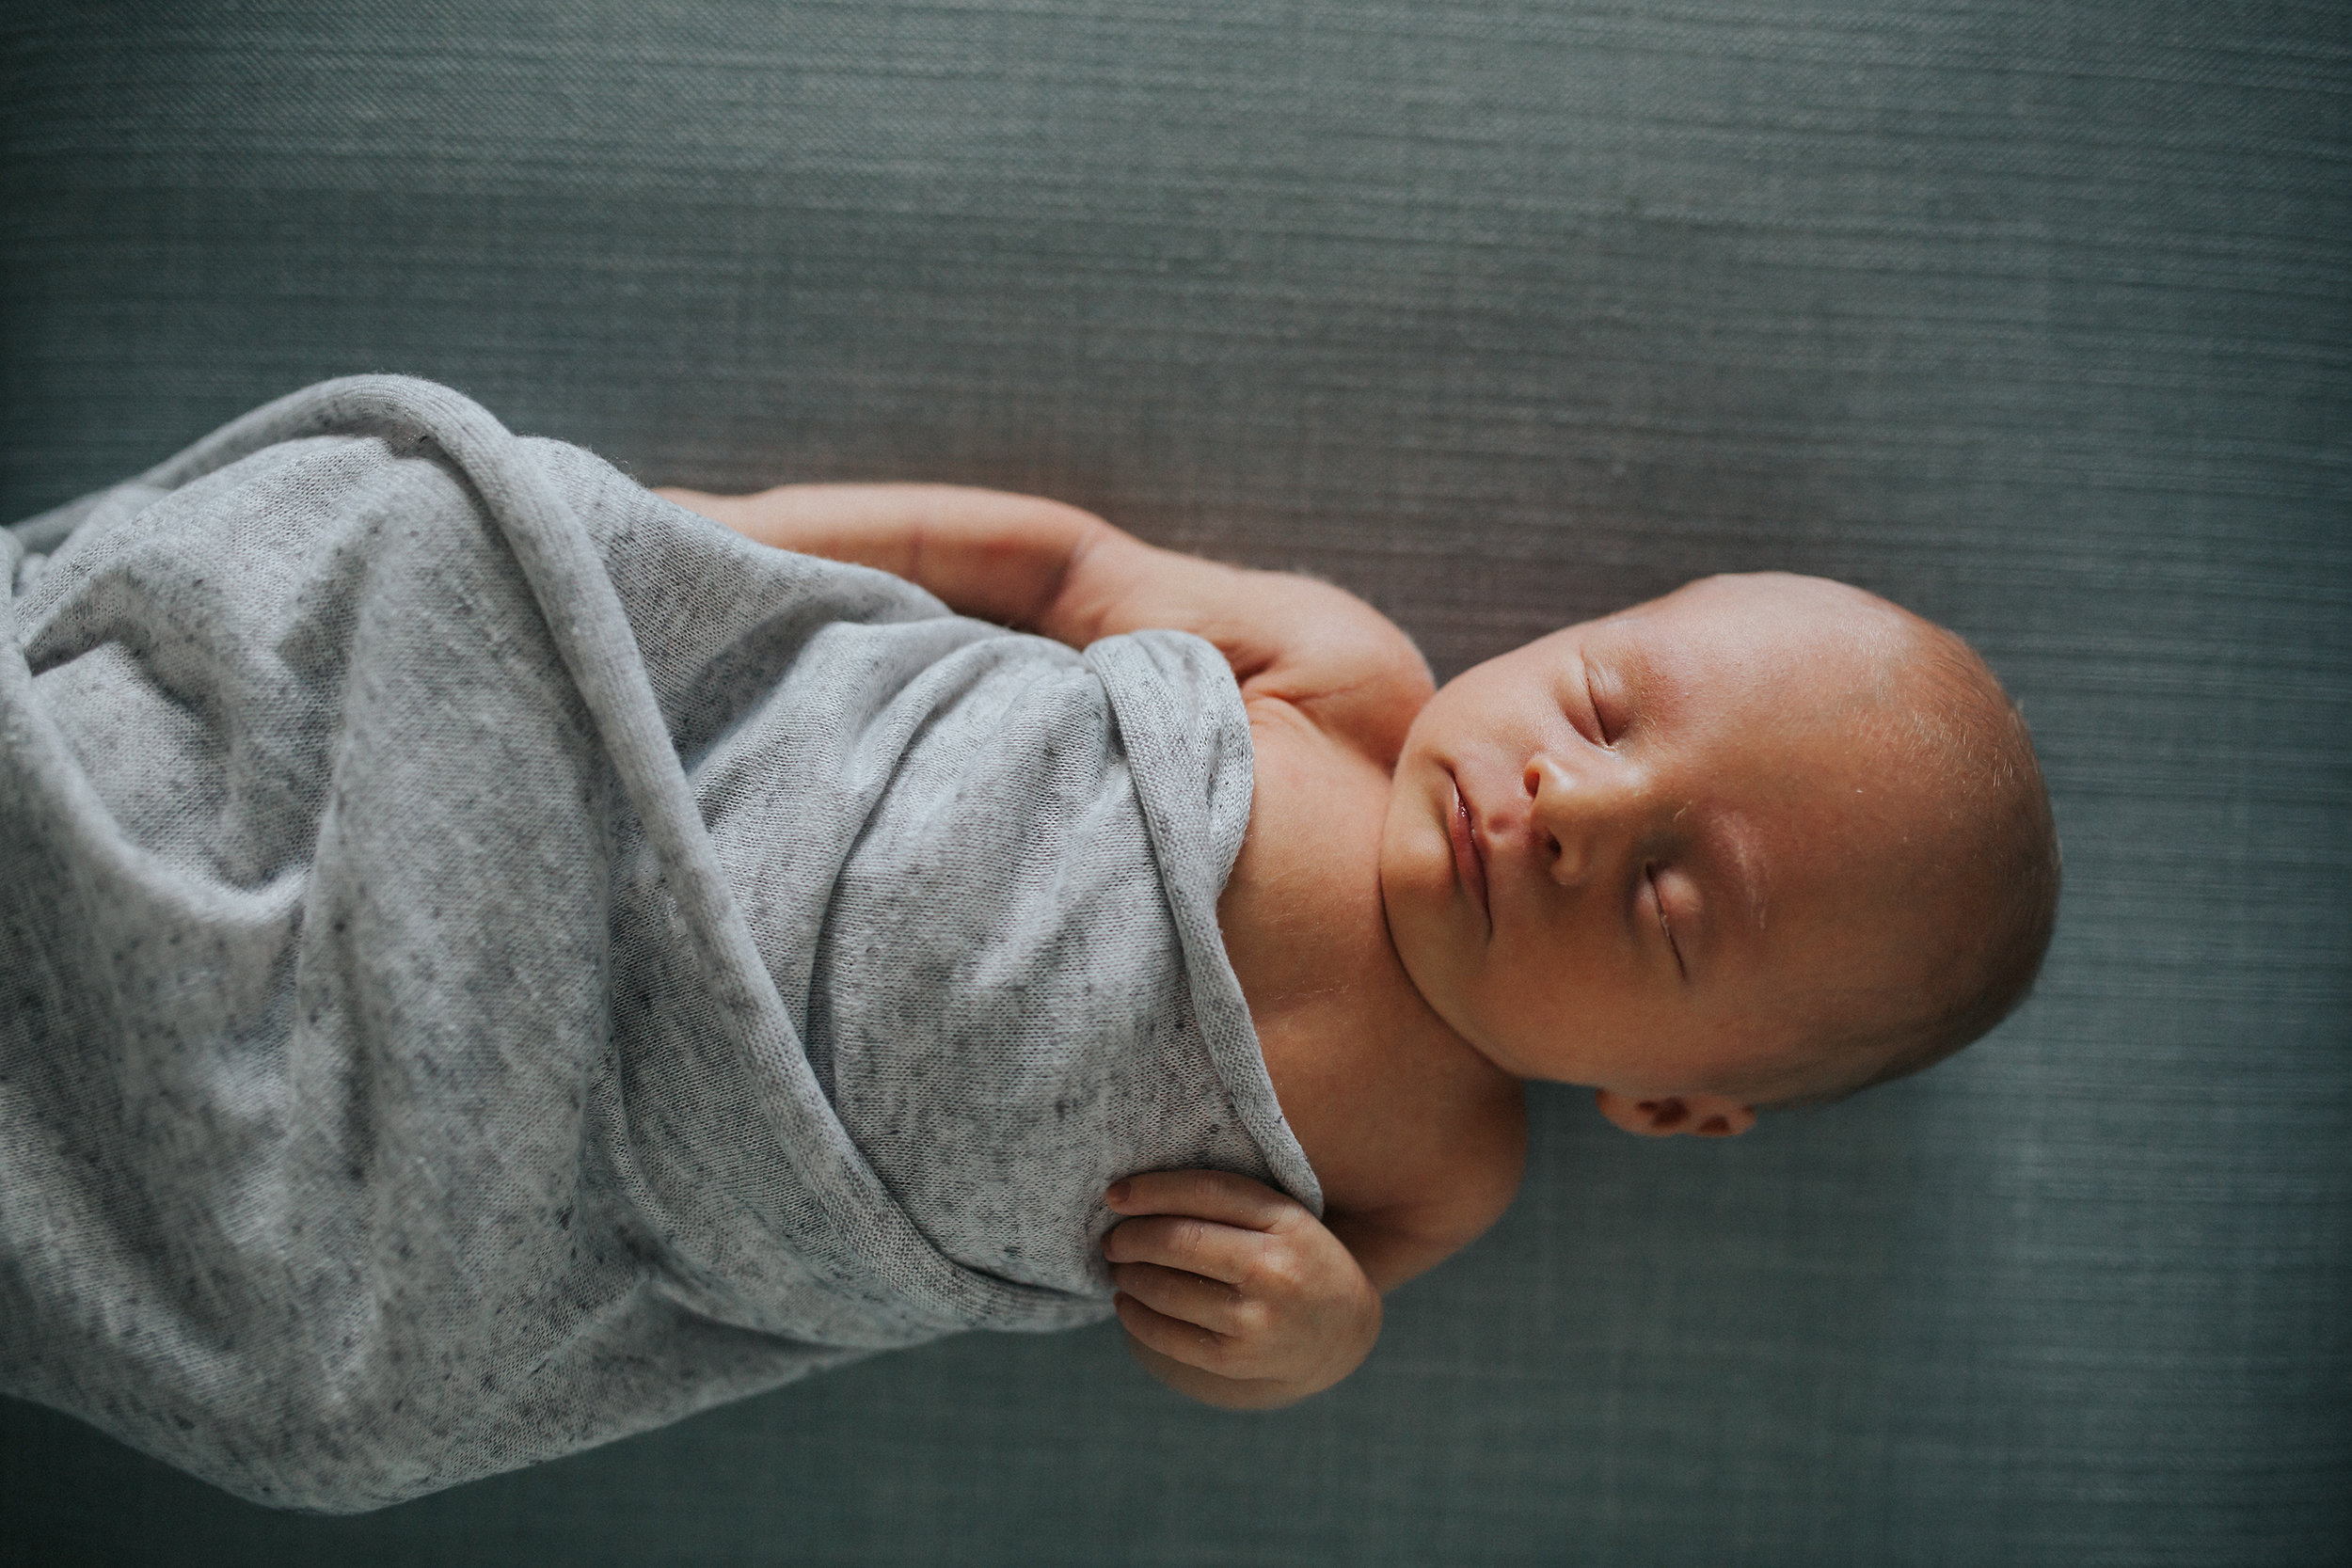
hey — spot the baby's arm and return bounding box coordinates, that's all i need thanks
[655,482,1435,765]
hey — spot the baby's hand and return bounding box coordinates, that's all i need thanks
[1102,1170,1381,1409]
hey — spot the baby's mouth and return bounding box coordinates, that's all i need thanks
[1447,771,1491,932]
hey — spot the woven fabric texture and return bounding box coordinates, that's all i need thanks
[1,1,2344,1563]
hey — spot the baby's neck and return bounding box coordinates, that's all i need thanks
[1216,712,1517,1206]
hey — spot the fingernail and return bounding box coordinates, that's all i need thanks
[1106,1180,1130,1204]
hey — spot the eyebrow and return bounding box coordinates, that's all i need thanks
[1716,811,1770,938]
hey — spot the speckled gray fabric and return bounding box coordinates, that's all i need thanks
[0,374,1315,1513]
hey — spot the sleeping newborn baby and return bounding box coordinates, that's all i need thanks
[659,476,2061,1411]
[1,378,2057,1509]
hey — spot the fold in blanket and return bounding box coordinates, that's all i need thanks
[0,376,1317,1511]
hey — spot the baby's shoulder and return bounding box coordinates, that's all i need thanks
[1225,582,1434,770]
[1284,1007,1527,1290]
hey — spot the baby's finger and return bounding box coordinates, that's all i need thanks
[1108,1260,1250,1337]
[1102,1214,1263,1285]
[1112,1291,1230,1375]
[1105,1170,1303,1232]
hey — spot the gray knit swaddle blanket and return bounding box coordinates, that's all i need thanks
[0,376,1318,1512]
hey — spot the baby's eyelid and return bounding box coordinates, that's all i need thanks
[1646,864,1686,974]
[1582,664,1614,746]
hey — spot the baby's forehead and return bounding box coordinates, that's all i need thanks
[1634,578,1935,705]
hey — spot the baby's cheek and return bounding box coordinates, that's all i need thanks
[1375,804,1453,928]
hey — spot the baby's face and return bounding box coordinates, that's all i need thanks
[1379,573,1951,1107]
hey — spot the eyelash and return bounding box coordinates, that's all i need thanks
[1646,865,1684,969]
[1582,667,1615,745]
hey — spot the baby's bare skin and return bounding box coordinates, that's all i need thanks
[656,480,1957,1410]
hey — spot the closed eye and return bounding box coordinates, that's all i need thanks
[1582,663,1615,746]
[1647,864,1685,974]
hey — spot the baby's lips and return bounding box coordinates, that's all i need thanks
[1446,769,1491,926]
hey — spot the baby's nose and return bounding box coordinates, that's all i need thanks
[1524,752,1640,885]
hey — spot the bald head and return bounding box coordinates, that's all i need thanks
[1708,576,2060,1103]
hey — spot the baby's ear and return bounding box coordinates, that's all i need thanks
[1594,1090,1756,1138]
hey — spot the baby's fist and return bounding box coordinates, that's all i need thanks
[1102,1169,1381,1409]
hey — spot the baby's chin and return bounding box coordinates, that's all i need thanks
[1372,768,1486,1008]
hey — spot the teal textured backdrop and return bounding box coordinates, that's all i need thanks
[3,1,2344,1562]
